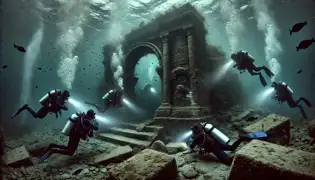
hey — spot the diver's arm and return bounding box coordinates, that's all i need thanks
[92,120,99,131]
[82,119,99,131]
[189,134,202,150]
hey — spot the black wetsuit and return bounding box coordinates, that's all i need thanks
[189,132,243,165]
[11,91,68,119]
[273,83,312,119]
[42,115,98,158]
[85,90,123,113]
[232,51,274,86]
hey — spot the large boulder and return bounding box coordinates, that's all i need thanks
[166,142,188,154]
[150,140,168,153]
[243,114,290,145]
[108,149,178,180]
[92,145,133,165]
[228,140,315,180]
[2,146,33,168]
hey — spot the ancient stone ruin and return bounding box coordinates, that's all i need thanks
[102,3,243,138]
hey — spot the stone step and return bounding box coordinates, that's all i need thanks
[116,123,163,132]
[108,127,157,141]
[98,133,151,148]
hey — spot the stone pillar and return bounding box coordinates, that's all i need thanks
[162,34,170,105]
[185,26,198,105]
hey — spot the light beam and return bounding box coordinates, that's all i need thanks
[176,130,192,142]
[255,87,275,105]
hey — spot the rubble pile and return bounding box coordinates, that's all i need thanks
[2,108,315,180]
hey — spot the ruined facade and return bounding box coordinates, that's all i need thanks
[122,3,211,122]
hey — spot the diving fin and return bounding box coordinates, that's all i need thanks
[38,151,52,164]
[259,74,267,87]
[263,67,274,77]
[240,132,268,139]
[299,106,308,119]
[10,104,28,119]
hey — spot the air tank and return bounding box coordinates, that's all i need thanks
[62,114,79,136]
[102,90,113,100]
[39,90,56,105]
[204,123,230,145]
[281,82,294,94]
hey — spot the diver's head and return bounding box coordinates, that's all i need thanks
[63,90,70,100]
[231,53,238,62]
[86,109,96,119]
[191,123,204,136]
[271,82,277,88]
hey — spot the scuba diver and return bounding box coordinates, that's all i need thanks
[231,50,274,87]
[38,109,99,163]
[11,89,70,119]
[84,88,123,113]
[186,122,267,165]
[271,81,312,119]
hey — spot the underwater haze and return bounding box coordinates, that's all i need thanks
[1,0,315,137]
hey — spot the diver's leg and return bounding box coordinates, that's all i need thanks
[229,139,243,151]
[43,143,67,154]
[287,97,297,108]
[211,147,232,165]
[298,105,308,119]
[35,107,50,119]
[50,135,81,156]
[39,143,67,163]
[297,97,312,107]
[248,70,267,86]
[253,66,274,77]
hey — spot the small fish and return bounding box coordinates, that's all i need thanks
[37,67,42,70]
[297,69,302,74]
[296,38,315,51]
[2,65,8,69]
[13,44,26,52]
[290,21,307,35]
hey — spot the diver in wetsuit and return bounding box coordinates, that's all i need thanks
[85,88,123,113]
[231,50,274,87]
[38,109,99,163]
[11,89,70,119]
[271,81,312,119]
[187,122,267,165]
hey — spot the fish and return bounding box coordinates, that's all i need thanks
[2,65,8,69]
[296,38,315,51]
[290,21,307,35]
[13,44,26,52]
[297,69,302,74]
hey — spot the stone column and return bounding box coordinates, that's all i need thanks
[186,26,198,105]
[162,34,170,105]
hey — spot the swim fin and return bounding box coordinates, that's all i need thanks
[10,104,28,119]
[240,132,267,139]
[263,67,274,77]
[38,151,52,164]
[299,106,308,119]
[259,74,267,87]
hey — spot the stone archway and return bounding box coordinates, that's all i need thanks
[123,42,163,102]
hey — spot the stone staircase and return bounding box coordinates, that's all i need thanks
[97,123,164,148]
